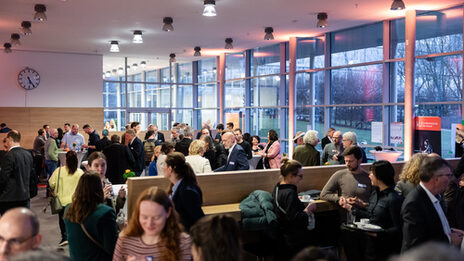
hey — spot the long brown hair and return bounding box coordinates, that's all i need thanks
[65,150,78,174]
[65,171,104,223]
[165,152,198,193]
[123,186,183,261]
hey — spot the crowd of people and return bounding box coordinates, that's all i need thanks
[1,121,464,261]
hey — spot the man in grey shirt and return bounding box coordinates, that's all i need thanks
[321,130,343,165]
[320,146,372,206]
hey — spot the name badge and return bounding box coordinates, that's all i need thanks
[230,162,235,165]
[357,183,367,189]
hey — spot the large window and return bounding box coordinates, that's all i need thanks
[251,44,280,76]
[296,37,325,71]
[226,52,245,80]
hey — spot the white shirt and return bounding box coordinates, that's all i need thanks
[227,143,236,162]
[8,145,20,151]
[420,182,451,242]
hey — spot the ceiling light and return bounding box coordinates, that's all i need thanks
[391,0,406,10]
[140,61,146,68]
[132,63,138,70]
[105,71,112,78]
[194,46,201,57]
[34,4,47,22]
[317,13,328,28]
[127,65,131,70]
[20,21,32,35]
[110,41,119,52]
[225,38,233,49]
[10,34,20,46]
[117,67,124,75]
[4,43,12,53]
[264,27,274,40]
[112,69,117,75]
[133,30,143,43]
[203,0,216,17]
[162,17,174,32]
[169,53,176,63]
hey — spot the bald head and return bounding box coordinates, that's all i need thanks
[0,208,41,259]
[49,129,58,139]
[222,132,236,149]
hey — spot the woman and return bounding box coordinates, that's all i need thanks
[342,160,403,261]
[200,135,216,169]
[190,215,241,261]
[164,152,205,231]
[88,152,126,214]
[251,135,264,154]
[49,151,84,245]
[157,141,175,177]
[186,140,212,174]
[243,133,252,146]
[272,159,317,260]
[148,145,162,176]
[395,153,428,198]
[113,186,192,261]
[64,171,118,261]
[258,129,281,169]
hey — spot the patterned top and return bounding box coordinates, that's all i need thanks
[112,232,192,261]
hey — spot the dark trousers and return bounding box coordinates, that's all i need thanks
[0,200,30,215]
[58,208,66,240]
[33,155,44,179]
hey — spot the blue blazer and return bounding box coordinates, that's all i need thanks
[214,144,249,172]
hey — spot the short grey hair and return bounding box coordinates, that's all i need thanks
[303,130,319,145]
[343,131,357,144]
[183,126,193,137]
[392,242,463,261]
[171,127,180,133]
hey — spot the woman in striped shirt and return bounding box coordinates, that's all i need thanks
[112,186,191,261]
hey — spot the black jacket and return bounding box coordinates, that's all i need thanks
[175,138,192,156]
[172,179,205,231]
[129,137,145,172]
[238,140,253,159]
[103,143,135,184]
[96,136,111,151]
[321,136,331,150]
[0,147,34,202]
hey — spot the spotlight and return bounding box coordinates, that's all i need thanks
[391,0,405,10]
[110,41,119,52]
[3,43,12,53]
[264,27,274,40]
[117,67,124,75]
[225,38,233,49]
[10,34,20,46]
[169,53,176,63]
[20,21,32,35]
[162,17,174,32]
[133,30,143,43]
[34,4,47,22]
[203,0,216,17]
[132,63,138,70]
[105,71,112,78]
[127,65,131,70]
[112,69,117,76]
[316,13,328,28]
[194,46,201,57]
[140,61,146,68]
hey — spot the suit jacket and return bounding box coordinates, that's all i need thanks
[103,143,135,184]
[214,144,249,172]
[264,141,282,169]
[172,179,205,231]
[401,185,449,252]
[129,137,145,172]
[321,136,332,150]
[0,147,34,202]
[156,132,165,145]
[175,138,192,156]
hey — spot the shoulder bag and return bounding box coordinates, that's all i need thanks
[49,167,63,214]
[80,223,111,256]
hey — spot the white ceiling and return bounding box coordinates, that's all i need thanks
[0,0,462,72]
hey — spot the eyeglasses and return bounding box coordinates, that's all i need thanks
[0,234,36,248]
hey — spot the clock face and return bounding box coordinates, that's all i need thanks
[18,67,40,90]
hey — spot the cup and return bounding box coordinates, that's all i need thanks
[302,195,311,201]
[346,210,355,224]
[360,218,370,225]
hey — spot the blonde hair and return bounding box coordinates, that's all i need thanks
[151,145,162,161]
[188,140,206,155]
[399,153,428,185]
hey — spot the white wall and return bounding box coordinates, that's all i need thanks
[0,50,102,107]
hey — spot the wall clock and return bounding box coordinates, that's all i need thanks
[18,67,40,90]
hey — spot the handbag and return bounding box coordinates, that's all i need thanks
[49,167,63,214]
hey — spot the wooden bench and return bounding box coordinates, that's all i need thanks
[127,158,461,220]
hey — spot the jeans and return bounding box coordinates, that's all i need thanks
[45,160,58,197]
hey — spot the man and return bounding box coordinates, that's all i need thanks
[32,129,46,180]
[171,127,181,144]
[125,129,145,176]
[144,130,156,166]
[401,156,464,252]
[0,123,11,133]
[226,122,234,131]
[196,123,211,139]
[63,123,71,134]
[215,124,224,143]
[234,128,252,159]
[152,124,165,145]
[321,127,335,150]
[341,131,367,163]
[44,129,59,179]
[60,124,85,151]
[0,208,42,260]
[293,131,305,146]
[82,124,100,156]
[320,146,372,205]
[42,124,50,139]
[175,126,193,156]
[95,129,111,151]
[214,132,249,172]
[293,130,320,166]
[103,135,135,184]
[0,131,35,214]
[131,121,141,134]
[321,131,344,165]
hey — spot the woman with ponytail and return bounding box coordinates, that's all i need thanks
[163,152,205,231]
[113,186,192,261]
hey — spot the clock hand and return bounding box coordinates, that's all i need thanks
[27,77,35,88]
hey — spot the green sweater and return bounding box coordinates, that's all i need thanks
[45,138,58,161]
[64,204,118,261]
